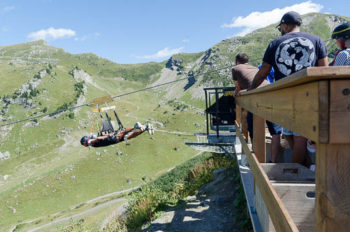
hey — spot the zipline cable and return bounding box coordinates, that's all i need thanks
[0,57,264,128]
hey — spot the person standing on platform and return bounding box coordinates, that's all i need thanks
[331,21,350,66]
[248,11,328,166]
[232,53,282,163]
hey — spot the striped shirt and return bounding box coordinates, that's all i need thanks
[333,48,350,66]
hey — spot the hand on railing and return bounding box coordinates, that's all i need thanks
[234,89,247,97]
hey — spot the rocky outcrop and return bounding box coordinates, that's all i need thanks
[0,151,10,161]
[166,57,183,71]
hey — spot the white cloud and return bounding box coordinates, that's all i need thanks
[138,47,184,59]
[3,6,15,12]
[182,38,190,43]
[28,27,76,41]
[222,1,323,36]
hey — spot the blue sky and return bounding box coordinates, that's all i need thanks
[0,0,349,64]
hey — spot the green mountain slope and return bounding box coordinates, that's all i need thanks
[0,40,204,231]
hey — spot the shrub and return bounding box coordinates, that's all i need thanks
[68,112,75,119]
[125,153,235,229]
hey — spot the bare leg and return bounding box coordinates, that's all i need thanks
[292,136,307,165]
[125,129,144,140]
[116,127,144,141]
[271,134,281,163]
[285,135,294,150]
[124,127,135,134]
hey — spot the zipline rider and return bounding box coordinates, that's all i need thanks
[80,122,154,147]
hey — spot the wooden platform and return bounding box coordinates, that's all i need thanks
[255,164,315,232]
[235,66,350,232]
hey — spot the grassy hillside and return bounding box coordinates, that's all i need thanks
[0,40,206,231]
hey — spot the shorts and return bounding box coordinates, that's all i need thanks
[108,133,120,143]
[247,112,282,137]
[282,128,300,136]
[266,121,282,135]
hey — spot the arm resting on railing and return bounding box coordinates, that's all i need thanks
[250,62,272,90]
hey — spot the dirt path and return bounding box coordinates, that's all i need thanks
[155,129,193,136]
[27,198,127,232]
[143,168,241,232]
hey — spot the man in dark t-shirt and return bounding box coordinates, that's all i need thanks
[248,11,328,166]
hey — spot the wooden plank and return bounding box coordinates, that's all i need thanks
[240,67,350,96]
[253,114,266,163]
[255,183,315,232]
[316,143,350,232]
[260,163,315,182]
[236,121,299,232]
[236,82,320,142]
[318,81,329,144]
[329,80,350,143]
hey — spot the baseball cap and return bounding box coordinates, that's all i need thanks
[277,11,302,27]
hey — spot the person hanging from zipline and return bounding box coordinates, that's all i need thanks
[80,122,154,148]
[80,98,154,148]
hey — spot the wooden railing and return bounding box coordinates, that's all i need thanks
[235,66,350,232]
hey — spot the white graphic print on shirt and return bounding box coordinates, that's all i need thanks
[275,37,316,76]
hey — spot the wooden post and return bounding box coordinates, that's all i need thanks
[253,114,266,163]
[236,104,241,126]
[316,144,350,232]
[241,109,249,141]
[315,79,350,232]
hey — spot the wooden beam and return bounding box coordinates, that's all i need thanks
[329,80,350,143]
[236,121,299,232]
[240,67,350,95]
[236,82,320,142]
[253,114,266,163]
[316,143,350,232]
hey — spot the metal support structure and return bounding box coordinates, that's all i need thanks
[205,90,209,136]
[215,89,220,138]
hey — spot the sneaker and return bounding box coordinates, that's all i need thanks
[134,122,146,131]
[309,164,316,172]
[146,123,154,135]
[307,140,316,153]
